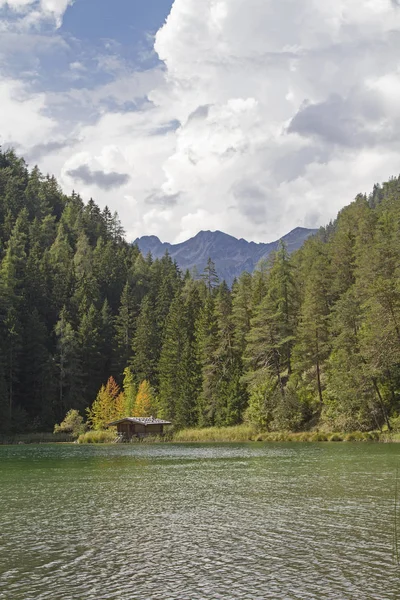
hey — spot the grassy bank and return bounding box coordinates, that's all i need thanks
[77,430,117,444]
[4,426,400,445]
[0,432,74,445]
[173,424,257,442]
[172,425,392,443]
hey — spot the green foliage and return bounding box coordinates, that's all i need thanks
[122,367,137,416]
[54,409,85,438]
[134,380,157,417]
[173,424,257,443]
[87,377,123,430]
[2,147,400,437]
[131,295,159,385]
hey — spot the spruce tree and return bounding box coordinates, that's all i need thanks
[131,295,159,386]
[54,308,81,417]
[201,258,219,294]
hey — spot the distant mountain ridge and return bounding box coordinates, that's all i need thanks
[135,227,317,285]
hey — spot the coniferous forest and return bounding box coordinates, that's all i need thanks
[1,147,400,434]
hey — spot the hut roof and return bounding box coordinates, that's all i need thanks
[107,417,172,427]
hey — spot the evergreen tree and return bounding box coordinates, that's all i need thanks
[244,245,299,427]
[201,258,219,294]
[158,292,187,422]
[3,146,400,435]
[122,367,137,416]
[194,293,218,426]
[48,222,74,318]
[19,309,53,428]
[292,238,332,411]
[114,281,136,376]
[54,308,81,417]
[73,231,98,315]
[78,304,102,404]
[231,271,253,356]
[131,295,159,386]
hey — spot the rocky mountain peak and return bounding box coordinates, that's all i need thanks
[135,228,317,285]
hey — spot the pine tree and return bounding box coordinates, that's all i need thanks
[122,367,137,416]
[325,288,387,431]
[201,258,219,294]
[54,308,81,417]
[73,231,98,315]
[114,281,136,376]
[19,309,53,428]
[194,293,218,426]
[99,299,114,378]
[131,295,159,385]
[245,247,297,393]
[231,271,253,356]
[78,304,102,404]
[292,238,332,410]
[0,211,28,424]
[48,222,74,318]
[212,282,244,426]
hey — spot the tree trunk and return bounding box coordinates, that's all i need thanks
[315,331,323,406]
[371,376,392,431]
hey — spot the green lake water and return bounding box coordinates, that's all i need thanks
[0,442,399,599]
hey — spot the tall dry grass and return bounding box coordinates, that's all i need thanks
[0,432,73,445]
[77,430,117,444]
[173,426,383,443]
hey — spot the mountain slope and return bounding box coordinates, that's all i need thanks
[135,227,317,284]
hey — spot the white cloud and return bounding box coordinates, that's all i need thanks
[4,0,400,243]
[0,78,56,146]
[0,0,72,28]
[143,0,400,241]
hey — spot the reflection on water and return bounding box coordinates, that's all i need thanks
[0,443,399,599]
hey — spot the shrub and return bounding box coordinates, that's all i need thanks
[54,409,85,438]
[77,430,116,444]
[329,433,344,442]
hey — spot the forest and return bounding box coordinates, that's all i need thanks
[0,147,400,435]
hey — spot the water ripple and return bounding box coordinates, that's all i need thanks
[0,443,399,599]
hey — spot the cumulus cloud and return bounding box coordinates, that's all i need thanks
[0,78,56,148]
[287,90,391,148]
[27,138,78,160]
[140,0,400,241]
[4,0,400,243]
[0,0,73,28]
[66,164,130,190]
[145,190,181,207]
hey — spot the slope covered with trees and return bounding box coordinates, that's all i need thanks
[1,147,400,434]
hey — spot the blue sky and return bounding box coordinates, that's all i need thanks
[61,0,173,46]
[3,0,173,93]
[60,0,173,69]
[1,1,400,243]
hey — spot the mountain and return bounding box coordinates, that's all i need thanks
[135,227,318,284]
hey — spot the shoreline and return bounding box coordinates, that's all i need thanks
[2,425,400,445]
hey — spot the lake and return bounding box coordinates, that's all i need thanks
[0,442,399,599]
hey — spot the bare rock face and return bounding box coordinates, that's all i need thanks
[134,227,317,285]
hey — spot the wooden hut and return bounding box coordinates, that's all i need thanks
[107,417,171,441]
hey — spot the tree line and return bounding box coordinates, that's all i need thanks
[1,147,400,433]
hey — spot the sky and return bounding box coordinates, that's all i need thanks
[1,1,400,243]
